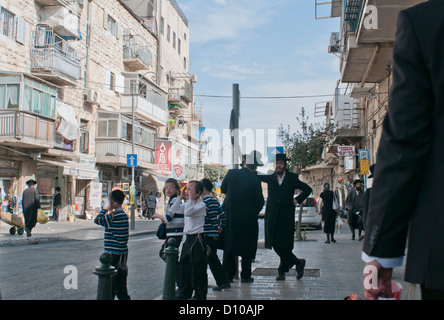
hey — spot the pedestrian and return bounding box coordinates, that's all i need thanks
[146,191,157,219]
[361,164,375,228]
[319,183,337,244]
[52,186,61,222]
[201,178,230,291]
[221,150,265,283]
[94,189,130,300]
[345,180,365,241]
[362,0,444,300]
[22,179,41,237]
[170,181,208,300]
[258,153,312,281]
[152,178,183,289]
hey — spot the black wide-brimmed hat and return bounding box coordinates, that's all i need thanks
[245,150,264,167]
[26,179,37,186]
[353,179,363,186]
[275,153,291,162]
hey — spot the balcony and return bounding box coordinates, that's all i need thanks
[339,0,426,84]
[168,81,193,105]
[0,110,55,148]
[95,138,155,169]
[123,43,152,71]
[30,26,81,86]
[120,94,167,127]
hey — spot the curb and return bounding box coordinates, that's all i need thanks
[0,230,157,247]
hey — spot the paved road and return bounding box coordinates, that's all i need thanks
[0,234,166,300]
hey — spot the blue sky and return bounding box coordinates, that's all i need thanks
[176,0,341,165]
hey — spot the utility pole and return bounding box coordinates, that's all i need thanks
[231,83,240,169]
[130,82,136,230]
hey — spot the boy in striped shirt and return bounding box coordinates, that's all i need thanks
[201,179,230,291]
[94,189,130,300]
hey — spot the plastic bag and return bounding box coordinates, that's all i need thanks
[37,209,48,224]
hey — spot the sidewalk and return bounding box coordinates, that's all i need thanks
[205,229,421,300]
[0,216,161,247]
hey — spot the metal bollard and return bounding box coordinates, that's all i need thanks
[93,252,118,300]
[162,238,178,300]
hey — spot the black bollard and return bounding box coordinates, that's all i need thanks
[162,238,178,300]
[93,252,118,300]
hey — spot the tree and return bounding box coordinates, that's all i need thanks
[278,107,334,240]
[204,164,228,185]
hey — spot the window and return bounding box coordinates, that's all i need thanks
[79,120,89,154]
[97,119,118,138]
[178,38,181,55]
[0,84,19,109]
[184,57,187,70]
[107,15,117,37]
[0,8,15,39]
[172,31,176,49]
[167,25,170,42]
[184,33,187,41]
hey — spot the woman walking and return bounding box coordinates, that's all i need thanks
[320,183,337,243]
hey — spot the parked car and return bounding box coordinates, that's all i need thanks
[294,195,321,230]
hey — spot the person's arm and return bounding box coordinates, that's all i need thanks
[293,177,312,205]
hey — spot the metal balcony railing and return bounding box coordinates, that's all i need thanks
[123,42,152,70]
[0,110,56,144]
[30,26,81,80]
[343,0,364,33]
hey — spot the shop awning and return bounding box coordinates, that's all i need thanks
[38,159,99,180]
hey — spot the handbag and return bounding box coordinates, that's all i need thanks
[156,223,166,240]
[332,195,340,212]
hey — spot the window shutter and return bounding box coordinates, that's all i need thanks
[103,10,108,30]
[104,70,111,89]
[115,74,125,93]
[15,16,26,44]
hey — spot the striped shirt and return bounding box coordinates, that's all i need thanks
[202,195,227,237]
[165,195,184,237]
[94,208,129,254]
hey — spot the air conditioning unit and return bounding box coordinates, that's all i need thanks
[85,89,101,104]
[190,74,197,83]
[119,167,129,179]
[328,32,340,53]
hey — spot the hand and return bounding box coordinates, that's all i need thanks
[363,259,393,300]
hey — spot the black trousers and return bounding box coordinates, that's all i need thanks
[272,238,301,274]
[179,234,208,300]
[223,251,252,281]
[110,253,131,300]
[204,236,229,286]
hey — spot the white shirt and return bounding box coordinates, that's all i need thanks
[171,198,207,235]
[277,172,285,186]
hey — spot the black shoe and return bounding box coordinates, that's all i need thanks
[331,238,336,243]
[212,283,231,291]
[358,235,364,241]
[276,273,286,280]
[325,240,331,244]
[241,277,254,283]
[296,259,306,280]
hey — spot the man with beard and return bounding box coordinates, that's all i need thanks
[258,153,312,280]
[345,180,365,240]
[22,179,41,237]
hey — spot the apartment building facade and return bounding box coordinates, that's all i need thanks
[302,0,426,204]
[0,0,201,221]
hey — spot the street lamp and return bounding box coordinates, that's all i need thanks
[129,70,157,230]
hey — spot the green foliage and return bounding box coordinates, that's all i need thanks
[278,107,334,173]
[204,164,228,184]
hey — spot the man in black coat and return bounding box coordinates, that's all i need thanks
[221,151,265,283]
[258,154,312,280]
[22,179,41,237]
[362,0,444,300]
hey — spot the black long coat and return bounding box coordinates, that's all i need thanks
[345,188,364,229]
[363,1,444,291]
[320,190,336,234]
[259,171,312,252]
[22,187,41,230]
[221,167,264,260]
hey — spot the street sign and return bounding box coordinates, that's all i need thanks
[127,154,137,167]
[337,146,355,157]
[267,147,284,162]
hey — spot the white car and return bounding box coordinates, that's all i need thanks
[294,195,322,230]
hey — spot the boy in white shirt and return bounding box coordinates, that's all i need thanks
[170,180,207,300]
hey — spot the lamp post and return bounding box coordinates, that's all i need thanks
[129,70,157,230]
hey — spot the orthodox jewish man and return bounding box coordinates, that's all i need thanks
[258,153,312,280]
